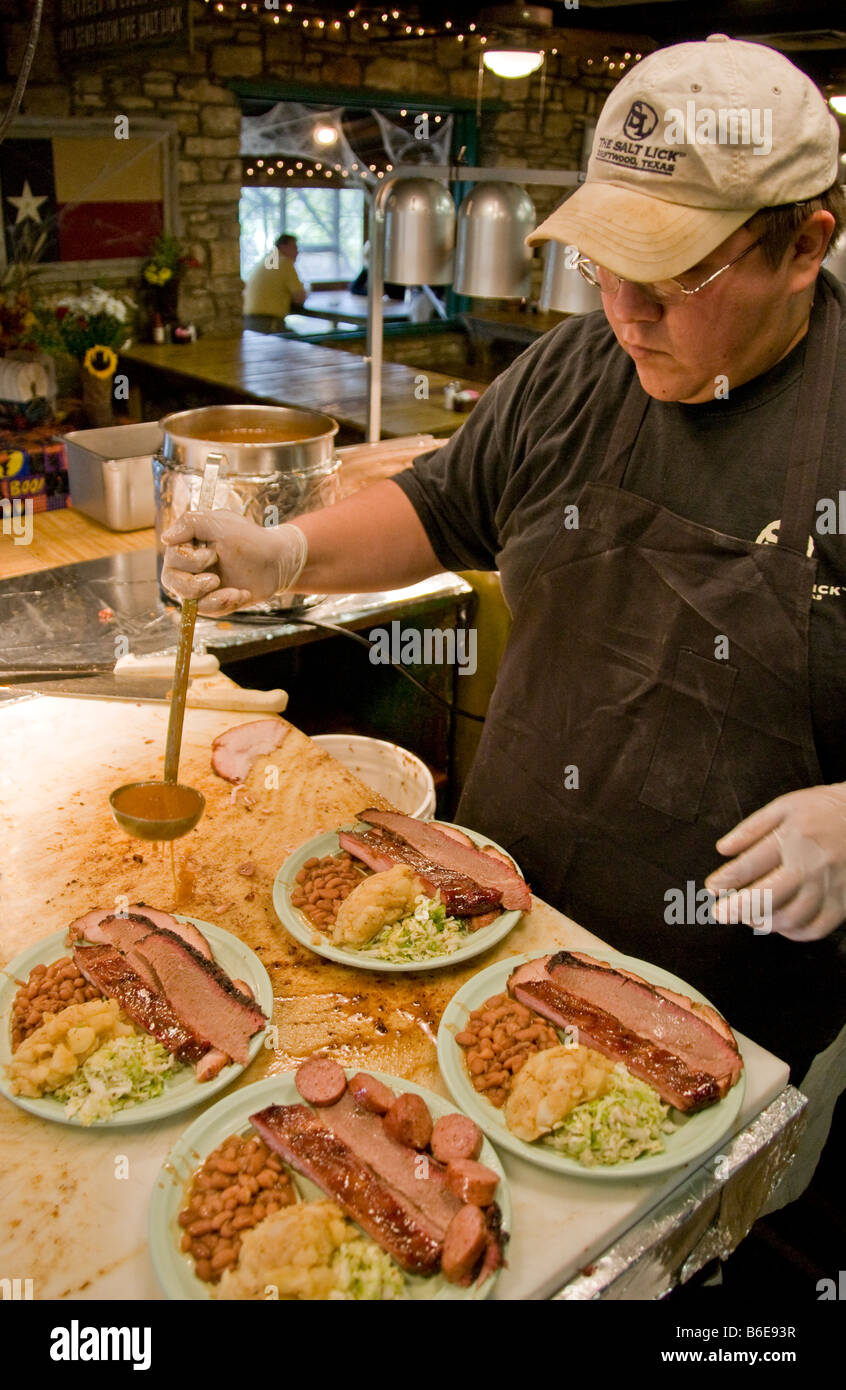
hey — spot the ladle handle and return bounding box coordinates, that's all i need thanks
[163,455,225,785]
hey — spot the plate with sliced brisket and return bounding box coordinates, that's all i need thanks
[273,810,531,971]
[0,907,272,1126]
[149,1063,511,1299]
[437,950,746,1178]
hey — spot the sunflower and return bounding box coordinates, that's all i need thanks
[83,345,118,378]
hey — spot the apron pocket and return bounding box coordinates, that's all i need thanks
[638,649,737,822]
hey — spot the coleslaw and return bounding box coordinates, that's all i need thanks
[543,1064,677,1166]
[354,894,469,962]
[53,1031,179,1124]
[329,1237,407,1300]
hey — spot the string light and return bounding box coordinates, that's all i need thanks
[246,166,254,175]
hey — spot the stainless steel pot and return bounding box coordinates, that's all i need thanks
[153,403,341,615]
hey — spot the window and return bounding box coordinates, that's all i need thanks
[239,185,365,285]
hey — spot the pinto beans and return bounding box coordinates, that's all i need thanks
[289,851,367,931]
[456,993,560,1107]
[178,1132,296,1284]
[10,957,101,1050]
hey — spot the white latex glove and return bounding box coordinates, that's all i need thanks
[705,784,846,940]
[160,510,308,617]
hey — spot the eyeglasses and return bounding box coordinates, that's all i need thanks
[575,236,765,306]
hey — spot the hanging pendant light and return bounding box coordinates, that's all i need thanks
[479,5,552,81]
[454,182,536,298]
[384,178,456,285]
[483,49,544,79]
[538,239,602,313]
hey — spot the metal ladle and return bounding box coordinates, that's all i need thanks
[109,455,225,841]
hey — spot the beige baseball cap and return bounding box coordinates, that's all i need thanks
[527,34,840,281]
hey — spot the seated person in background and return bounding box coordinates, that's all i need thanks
[243,233,307,332]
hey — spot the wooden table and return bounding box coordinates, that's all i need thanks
[0,695,797,1300]
[300,290,409,325]
[122,334,484,441]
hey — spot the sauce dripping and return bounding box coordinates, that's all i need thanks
[169,842,196,905]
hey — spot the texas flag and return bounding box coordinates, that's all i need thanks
[1,134,164,263]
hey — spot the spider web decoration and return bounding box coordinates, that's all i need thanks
[241,101,453,192]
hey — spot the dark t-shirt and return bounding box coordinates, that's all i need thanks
[394,270,846,782]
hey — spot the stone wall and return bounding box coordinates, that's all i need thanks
[0,0,616,336]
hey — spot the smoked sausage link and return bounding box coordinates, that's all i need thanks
[295,1055,347,1106]
[349,1071,396,1115]
[441,1204,487,1284]
[430,1113,483,1164]
[383,1092,433,1150]
[445,1159,499,1206]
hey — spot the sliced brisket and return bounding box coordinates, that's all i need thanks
[249,1103,443,1275]
[132,927,265,1065]
[549,952,743,1090]
[339,827,504,916]
[312,1092,462,1238]
[358,809,531,911]
[508,958,724,1112]
[72,942,209,1062]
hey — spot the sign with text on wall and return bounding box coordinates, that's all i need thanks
[58,0,191,60]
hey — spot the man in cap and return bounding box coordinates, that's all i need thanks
[164,37,845,1178]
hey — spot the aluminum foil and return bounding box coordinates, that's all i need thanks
[551,1086,807,1300]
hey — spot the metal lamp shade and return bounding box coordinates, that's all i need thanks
[539,239,603,313]
[454,182,536,298]
[384,178,456,285]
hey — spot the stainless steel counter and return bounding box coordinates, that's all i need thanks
[0,547,473,701]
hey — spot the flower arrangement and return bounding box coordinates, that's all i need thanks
[142,233,196,287]
[30,286,135,361]
[140,234,197,330]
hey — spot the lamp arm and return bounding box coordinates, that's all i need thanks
[366,174,400,443]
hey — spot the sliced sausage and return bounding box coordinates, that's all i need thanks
[430,1113,483,1164]
[445,1159,500,1206]
[349,1071,395,1115]
[383,1092,433,1150]
[441,1204,487,1285]
[295,1055,347,1106]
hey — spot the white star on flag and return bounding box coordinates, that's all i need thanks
[7,179,48,225]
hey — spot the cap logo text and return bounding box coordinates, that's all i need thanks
[623,101,659,140]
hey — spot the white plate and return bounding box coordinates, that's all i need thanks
[438,950,747,1179]
[272,822,525,972]
[149,1069,511,1300]
[0,917,272,1127]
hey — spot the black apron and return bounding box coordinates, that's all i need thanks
[459,279,845,1080]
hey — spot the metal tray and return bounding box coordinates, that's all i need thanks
[62,422,162,531]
